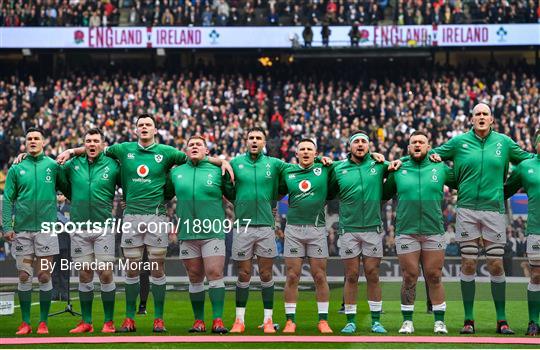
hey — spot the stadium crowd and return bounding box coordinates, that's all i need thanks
[0,61,538,258]
[0,0,538,27]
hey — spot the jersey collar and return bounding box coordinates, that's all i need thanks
[471,128,493,142]
[347,152,371,165]
[85,152,104,164]
[137,142,157,151]
[27,152,44,162]
[245,152,264,163]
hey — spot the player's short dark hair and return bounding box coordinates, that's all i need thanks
[351,130,368,137]
[187,135,207,146]
[297,138,317,149]
[410,130,429,140]
[85,128,103,139]
[136,113,157,127]
[25,127,43,138]
[247,127,267,139]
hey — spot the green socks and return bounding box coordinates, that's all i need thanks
[124,276,140,319]
[101,282,116,323]
[368,301,382,325]
[401,304,414,321]
[18,287,32,324]
[189,283,205,320]
[433,302,446,322]
[528,283,540,324]
[39,281,53,323]
[150,276,167,319]
[79,289,94,324]
[261,280,274,310]
[235,281,249,308]
[491,276,506,321]
[461,275,476,320]
[285,303,296,322]
[208,280,225,319]
[345,304,357,324]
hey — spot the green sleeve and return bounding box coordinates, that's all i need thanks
[57,162,72,200]
[2,167,18,232]
[164,172,176,201]
[276,159,291,175]
[432,137,456,161]
[105,143,123,160]
[382,160,390,177]
[221,172,236,201]
[327,166,339,200]
[508,138,533,165]
[504,165,523,199]
[382,172,397,201]
[172,149,188,166]
[444,166,457,189]
[278,172,288,196]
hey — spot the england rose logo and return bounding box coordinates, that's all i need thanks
[359,29,369,43]
[74,30,84,44]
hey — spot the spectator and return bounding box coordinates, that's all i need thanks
[89,10,101,27]
[321,20,331,47]
[161,8,175,25]
[202,5,213,26]
[302,23,313,47]
[215,0,230,26]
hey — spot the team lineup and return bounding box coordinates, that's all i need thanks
[2,103,539,337]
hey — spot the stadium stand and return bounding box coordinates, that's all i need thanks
[0,0,538,27]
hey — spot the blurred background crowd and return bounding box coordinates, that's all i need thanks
[0,0,538,27]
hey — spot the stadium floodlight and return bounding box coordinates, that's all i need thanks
[21,49,31,56]
[156,48,166,56]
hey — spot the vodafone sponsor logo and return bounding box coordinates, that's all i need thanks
[299,180,311,193]
[137,164,149,177]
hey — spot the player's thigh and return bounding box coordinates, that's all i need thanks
[479,211,507,245]
[94,230,115,263]
[359,231,384,258]
[71,230,94,261]
[182,256,205,283]
[231,227,256,261]
[253,226,278,259]
[121,214,145,248]
[34,231,60,257]
[306,226,329,258]
[455,208,482,242]
[142,215,171,248]
[395,234,421,255]
[284,225,307,258]
[339,232,362,259]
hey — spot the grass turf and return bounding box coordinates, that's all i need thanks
[0,281,536,348]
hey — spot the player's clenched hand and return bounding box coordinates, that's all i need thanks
[371,152,386,163]
[321,156,333,166]
[388,159,402,171]
[3,231,15,242]
[56,149,73,165]
[221,160,235,184]
[429,153,442,162]
[13,153,27,164]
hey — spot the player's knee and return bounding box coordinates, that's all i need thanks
[79,270,93,283]
[237,268,252,282]
[424,270,442,285]
[531,273,540,285]
[460,243,479,260]
[98,270,114,285]
[487,258,505,276]
[37,271,51,284]
[461,259,477,275]
[259,269,272,283]
[402,269,419,284]
[18,270,31,283]
[286,269,300,283]
[345,271,360,285]
[364,267,380,282]
[311,270,327,285]
[147,246,167,261]
[150,268,165,279]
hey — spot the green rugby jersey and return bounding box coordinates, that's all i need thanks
[169,158,234,240]
[105,142,187,215]
[61,152,121,224]
[230,153,288,227]
[2,153,62,232]
[383,157,456,235]
[328,155,389,233]
[504,155,540,235]
[433,129,532,213]
[279,163,330,227]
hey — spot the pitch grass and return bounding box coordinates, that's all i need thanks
[0,282,536,349]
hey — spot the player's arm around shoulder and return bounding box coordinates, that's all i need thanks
[505,134,534,164]
[504,163,524,199]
